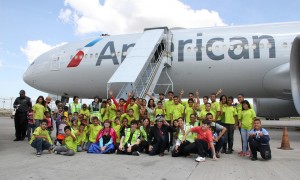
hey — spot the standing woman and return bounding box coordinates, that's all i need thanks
[89,96,101,123]
[88,120,117,154]
[219,95,228,124]
[69,96,81,115]
[240,100,256,156]
[147,99,156,123]
[32,96,46,132]
[139,118,151,153]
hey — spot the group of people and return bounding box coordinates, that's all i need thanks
[13,89,272,161]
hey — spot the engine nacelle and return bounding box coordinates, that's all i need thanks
[253,98,299,118]
[290,35,300,115]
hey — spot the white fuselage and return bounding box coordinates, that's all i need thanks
[24,22,300,100]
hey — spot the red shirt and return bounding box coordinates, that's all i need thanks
[191,126,213,148]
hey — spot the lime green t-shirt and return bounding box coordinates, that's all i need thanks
[241,109,256,130]
[184,106,195,124]
[121,113,135,125]
[200,104,206,111]
[29,127,52,145]
[64,133,77,152]
[74,130,86,146]
[199,110,215,120]
[32,103,46,120]
[108,104,117,120]
[101,107,109,121]
[88,124,102,142]
[154,108,164,118]
[172,103,184,120]
[164,100,174,120]
[127,104,140,120]
[211,101,221,121]
[237,103,253,121]
[79,109,90,119]
[113,124,121,143]
[223,106,237,125]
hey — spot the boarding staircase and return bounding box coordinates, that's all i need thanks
[107,27,173,99]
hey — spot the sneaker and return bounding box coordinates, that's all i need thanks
[132,151,140,156]
[216,153,220,158]
[251,156,258,161]
[195,156,206,162]
[36,152,41,157]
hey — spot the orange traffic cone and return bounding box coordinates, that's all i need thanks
[278,127,293,150]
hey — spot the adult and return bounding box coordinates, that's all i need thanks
[248,119,272,161]
[139,118,151,153]
[88,120,117,154]
[69,96,81,114]
[117,120,141,156]
[89,96,101,122]
[13,90,32,141]
[148,115,175,156]
[172,117,195,157]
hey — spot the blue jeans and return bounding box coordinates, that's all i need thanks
[32,120,41,133]
[31,138,52,153]
[241,128,250,153]
[27,123,35,139]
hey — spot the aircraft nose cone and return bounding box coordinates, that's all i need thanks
[23,66,32,86]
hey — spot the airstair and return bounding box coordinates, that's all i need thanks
[107,27,173,99]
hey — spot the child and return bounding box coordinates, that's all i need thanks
[80,104,90,120]
[74,124,86,152]
[27,107,35,141]
[113,117,121,145]
[67,112,73,126]
[71,117,78,132]
[100,101,109,123]
[84,116,102,150]
[44,111,53,139]
[30,119,52,157]
[53,126,76,156]
[56,116,67,145]
[154,101,165,125]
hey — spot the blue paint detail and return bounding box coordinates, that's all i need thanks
[84,38,102,47]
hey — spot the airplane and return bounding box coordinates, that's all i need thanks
[23,22,300,119]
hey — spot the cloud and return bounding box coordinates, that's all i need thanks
[59,0,226,35]
[20,40,66,63]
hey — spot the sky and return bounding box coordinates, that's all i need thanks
[0,0,300,106]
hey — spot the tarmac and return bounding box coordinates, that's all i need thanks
[0,117,299,180]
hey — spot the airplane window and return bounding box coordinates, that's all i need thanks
[283,42,288,48]
[90,54,93,58]
[95,53,98,58]
[252,44,257,49]
[244,44,249,49]
[260,43,264,49]
[85,54,88,58]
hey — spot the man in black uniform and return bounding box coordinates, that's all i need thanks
[13,90,32,141]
